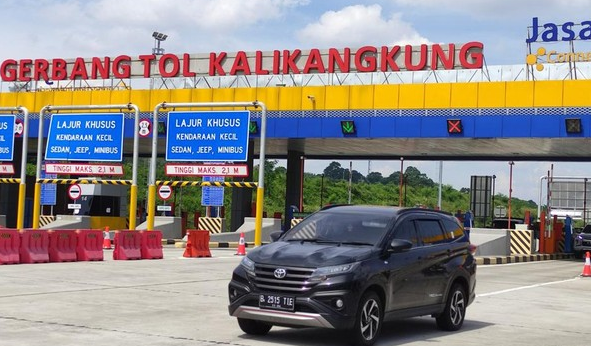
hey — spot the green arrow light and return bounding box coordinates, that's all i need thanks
[249,120,259,134]
[157,121,167,135]
[340,120,356,135]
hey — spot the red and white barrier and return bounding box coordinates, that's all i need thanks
[140,230,163,259]
[76,229,104,261]
[183,230,211,258]
[20,229,49,264]
[0,229,20,264]
[113,230,142,260]
[48,229,78,262]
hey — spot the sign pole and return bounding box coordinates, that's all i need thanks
[149,101,266,246]
[0,107,29,229]
[128,103,140,230]
[33,104,139,229]
[33,106,49,229]
[147,105,160,231]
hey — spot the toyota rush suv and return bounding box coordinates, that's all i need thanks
[228,205,477,346]
[574,224,591,259]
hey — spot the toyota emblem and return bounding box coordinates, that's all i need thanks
[274,268,287,279]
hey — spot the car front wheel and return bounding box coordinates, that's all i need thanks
[350,291,383,346]
[436,283,466,331]
[237,318,272,335]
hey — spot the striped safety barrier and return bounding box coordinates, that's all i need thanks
[557,239,565,253]
[199,217,224,234]
[510,229,534,255]
[37,179,132,185]
[156,180,257,188]
[0,178,21,184]
[38,215,56,228]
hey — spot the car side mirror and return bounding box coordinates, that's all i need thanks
[388,239,413,253]
[270,231,283,242]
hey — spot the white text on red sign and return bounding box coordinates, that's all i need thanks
[165,164,248,177]
[45,163,124,176]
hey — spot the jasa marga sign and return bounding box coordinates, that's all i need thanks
[525,17,591,71]
[526,17,591,42]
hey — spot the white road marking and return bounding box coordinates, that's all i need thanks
[476,277,580,297]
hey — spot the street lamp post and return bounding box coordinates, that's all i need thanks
[151,31,167,90]
[399,157,404,207]
[491,174,496,225]
[508,162,514,229]
[152,31,167,55]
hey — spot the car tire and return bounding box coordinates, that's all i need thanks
[237,318,272,335]
[574,251,583,259]
[349,291,383,346]
[436,283,467,331]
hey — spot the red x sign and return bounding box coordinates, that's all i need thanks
[447,119,463,134]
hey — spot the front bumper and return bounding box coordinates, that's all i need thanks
[574,237,591,254]
[228,279,359,330]
[231,305,335,328]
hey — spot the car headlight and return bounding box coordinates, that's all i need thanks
[240,256,256,276]
[309,262,359,282]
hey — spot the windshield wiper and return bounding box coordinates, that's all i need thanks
[286,238,338,244]
[338,241,374,246]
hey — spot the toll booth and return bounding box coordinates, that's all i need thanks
[76,182,128,230]
[43,180,129,230]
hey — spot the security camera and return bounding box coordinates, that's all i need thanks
[307,95,315,101]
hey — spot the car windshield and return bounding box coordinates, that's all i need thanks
[283,210,391,246]
[582,225,591,234]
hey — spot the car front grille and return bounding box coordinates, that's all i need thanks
[253,263,317,293]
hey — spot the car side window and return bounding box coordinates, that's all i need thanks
[442,219,464,240]
[393,220,419,247]
[416,219,447,245]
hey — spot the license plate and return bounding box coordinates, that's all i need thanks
[259,294,295,311]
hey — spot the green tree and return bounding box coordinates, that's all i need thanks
[323,161,346,180]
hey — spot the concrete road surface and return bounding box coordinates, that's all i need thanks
[1,247,590,346]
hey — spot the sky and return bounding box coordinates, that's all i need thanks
[1,0,591,203]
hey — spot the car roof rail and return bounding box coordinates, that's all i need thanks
[399,207,453,216]
[320,204,351,211]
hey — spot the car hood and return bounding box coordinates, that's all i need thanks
[247,241,375,267]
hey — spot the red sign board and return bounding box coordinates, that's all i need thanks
[68,184,82,200]
[0,163,15,175]
[45,163,124,176]
[165,164,248,177]
[158,185,172,200]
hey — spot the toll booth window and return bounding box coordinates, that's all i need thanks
[88,196,120,217]
[77,196,93,215]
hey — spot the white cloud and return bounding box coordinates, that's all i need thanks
[297,4,429,47]
[0,0,310,60]
[392,0,591,19]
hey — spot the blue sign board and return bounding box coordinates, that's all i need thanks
[166,111,250,162]
[201,176,225,207]
[40,169,57,206]
[0,115,15,161]
[45,113,124,162]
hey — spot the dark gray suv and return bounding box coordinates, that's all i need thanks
[228,205,477,346]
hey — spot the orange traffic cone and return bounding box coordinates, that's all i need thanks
[582,251,591,277]
[103,227,112,249]
[235,232,246,256]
